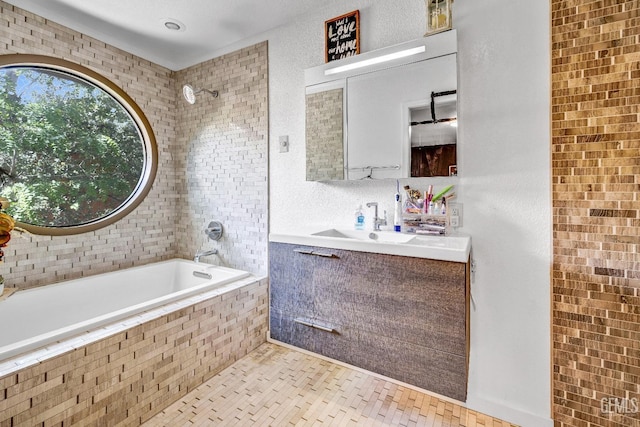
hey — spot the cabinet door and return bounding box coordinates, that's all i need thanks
[312,248,467,356]
[308,247,468,400]
[346,54,457,180]
[269,243,317,347]
[270,243,315,316]
[269,242,469,401]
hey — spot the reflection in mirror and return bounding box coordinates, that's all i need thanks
[305,82,345,181]
[303,32,457,182]
[410,90,457,177]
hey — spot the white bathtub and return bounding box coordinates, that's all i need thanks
[0,258,251,362]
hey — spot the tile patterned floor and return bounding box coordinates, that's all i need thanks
[144,343,518,426]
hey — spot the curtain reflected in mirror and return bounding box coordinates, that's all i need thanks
[409,90,457,177]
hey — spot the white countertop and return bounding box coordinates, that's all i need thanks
[269,228,471,263]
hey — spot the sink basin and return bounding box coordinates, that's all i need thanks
[271,228,471,263]
[312,228,416,244]
[312,229,356,239]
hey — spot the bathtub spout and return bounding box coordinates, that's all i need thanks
[194,249,218,263]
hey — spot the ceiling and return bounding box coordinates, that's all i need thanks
[5,0,342,70]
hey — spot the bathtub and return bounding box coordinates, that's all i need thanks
[0,258,250,362]
[0,259,268,426]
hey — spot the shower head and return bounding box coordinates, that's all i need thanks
[182,84,219,104]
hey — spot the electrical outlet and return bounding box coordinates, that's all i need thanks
[449,202,462,228]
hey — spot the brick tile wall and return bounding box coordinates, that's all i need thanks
[174,43,269,277]
[0,2,177,288]
[552,1,640,426]
[0,1,268,288]
[0,278,268,426]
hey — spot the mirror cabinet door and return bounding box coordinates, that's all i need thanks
[305,81,346,181]
[304,52,457,181]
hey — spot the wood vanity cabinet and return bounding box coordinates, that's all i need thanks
[269,242,470,401]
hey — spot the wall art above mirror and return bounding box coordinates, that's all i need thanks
[304,30,457,181]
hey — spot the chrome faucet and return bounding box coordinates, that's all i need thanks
[194,249,218,263]
[366,202,387,231]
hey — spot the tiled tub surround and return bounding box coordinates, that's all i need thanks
[0,275,268,426]
[0,1,178,289]
[174,42,269,278]
[0,259,250,361]
[1,3,269,289]
[0,5,270,424]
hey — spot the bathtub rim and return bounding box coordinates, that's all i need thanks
[0,258,254,367]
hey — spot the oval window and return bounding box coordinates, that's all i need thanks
[0,55,157,235]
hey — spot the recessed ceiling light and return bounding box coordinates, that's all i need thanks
[161,18,186,32]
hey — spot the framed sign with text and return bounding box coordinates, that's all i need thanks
[325,10,360,63]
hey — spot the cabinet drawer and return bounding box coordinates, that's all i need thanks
[309,247,467,355]
[275,312,467,401]
[269,241,469,401]
[351,328,467,401]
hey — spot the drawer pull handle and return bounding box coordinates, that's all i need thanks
[294,318,336,333]
[292,249,339,259]
[313,252,337,258]
[293,249,314,255]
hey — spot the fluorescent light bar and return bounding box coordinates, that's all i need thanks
[324,46,426,76]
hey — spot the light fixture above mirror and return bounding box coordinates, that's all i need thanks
[324,46,426,76]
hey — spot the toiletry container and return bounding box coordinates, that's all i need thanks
[394,193,402,232]
[355,205,365,230]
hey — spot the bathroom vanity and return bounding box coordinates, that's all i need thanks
[269,230,471,401]
[273,29,469,401]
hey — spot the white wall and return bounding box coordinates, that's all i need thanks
[220,1,551,425]
[456,2,551,425]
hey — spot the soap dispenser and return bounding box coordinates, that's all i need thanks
[354,205,365,230]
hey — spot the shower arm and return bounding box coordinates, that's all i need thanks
[182,84,219,104]
[196,88,219,98]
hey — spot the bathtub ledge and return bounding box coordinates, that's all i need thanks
[0,274,264,377]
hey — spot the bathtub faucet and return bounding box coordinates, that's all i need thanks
[194,249,218,263]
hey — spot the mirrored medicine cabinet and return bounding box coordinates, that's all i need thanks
[304,30,457,181]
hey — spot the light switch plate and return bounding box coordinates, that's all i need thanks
[279,135,289,153]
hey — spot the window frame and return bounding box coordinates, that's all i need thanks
[0,54,158,236]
